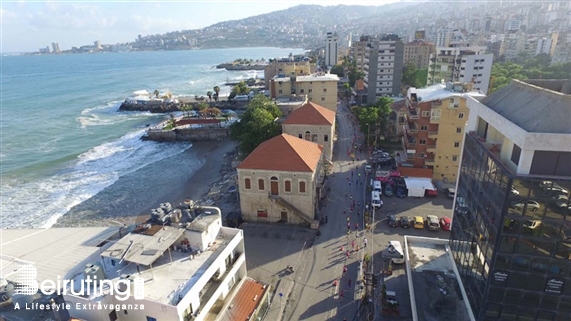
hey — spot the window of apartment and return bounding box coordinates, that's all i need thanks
[456,127,462,133]
[419,139,426,145]
[323,88,327,93]
[300,89,304,93]
[420,125,428,131]
[324,134,329,142]
[321,97,325,101]
[285,180,292,192]
[308,89,313,93]
[299,181,306,193]
[511,144,522,165]
[146,317,157,321]
[418,152,425,158]
[257,210,268,218]
[454,142,460,148]
[421,111,430,117]
[311,134,318,142]
[278,90,283,94]
[305,131,310,140]
[452,156,458,162]
[278,81,283,85]
[449,98,454,103]
[380,69,384,72]
[258,179,265,190]
[298,134,302,139]
[458,113,464,119]
[244,178,251,190]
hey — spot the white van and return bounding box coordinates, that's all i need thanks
[387,241,405,264]
[373,180,382,193]
[371,191,382,209]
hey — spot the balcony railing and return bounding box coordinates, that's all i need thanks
[426,144,436,152]
[430,116,440,124]
[428,130,438,138]
[425,157,435,165]
[407,107,419,119]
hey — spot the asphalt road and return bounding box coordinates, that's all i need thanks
[282,101,369,321]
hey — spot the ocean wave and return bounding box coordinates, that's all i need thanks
[0,130,192,229]
[77,102,155,128]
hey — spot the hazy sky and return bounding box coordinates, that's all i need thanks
[1,0,396,53]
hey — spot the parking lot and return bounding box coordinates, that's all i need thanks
[366,189,454,320]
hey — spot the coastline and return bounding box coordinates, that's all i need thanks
[54,139,239,228]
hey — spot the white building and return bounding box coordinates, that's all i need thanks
[1,207,263,321]
[427,45,492,95]
[324,32,339,67]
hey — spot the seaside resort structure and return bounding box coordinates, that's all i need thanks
[237,134,324,227]
[450,79,571,320]
[1,208,270,321]
[397,82,485,184]
[269,72,340,112]
[282,102,336,162]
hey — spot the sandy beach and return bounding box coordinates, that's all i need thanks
[54,138,239,227]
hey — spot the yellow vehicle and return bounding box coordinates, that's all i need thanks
[413,216,425,229]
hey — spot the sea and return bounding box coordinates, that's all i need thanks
[1,47,305,229]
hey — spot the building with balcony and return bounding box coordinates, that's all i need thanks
[325,32,339,67]
[450,79,571,320]
[400,83,485,184]
[282,102,336,162]
[427,44,493,95]
[403,41,435,69]
[363,34,404,103]
[269,73,339,112]
[351,35,374,73]
[263,58,315,89]
[2,208,260,321]
[237,134,324,226]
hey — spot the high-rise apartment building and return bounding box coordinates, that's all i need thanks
[551,32,571,64]
[503,31,526,60]
[51,42,61,53]
[363,34,404,103]
[450,79,571,320]
[400,83,485,183]
[427,45,493,95]
[94,40,102,50]
[325,32,339,67]
[403,41,435,69]
[351,35,374,73]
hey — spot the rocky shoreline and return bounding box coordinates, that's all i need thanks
[216,63,265,70]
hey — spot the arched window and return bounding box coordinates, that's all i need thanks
[304,131,311,141]
[244,178,251,189]
[258,179,265,190]
[270,177,279,196]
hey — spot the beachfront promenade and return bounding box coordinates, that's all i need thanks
[245,100,368,320]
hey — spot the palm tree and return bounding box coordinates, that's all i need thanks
[153,89,160,98]
[207,91,213,102]
[213,86,220,102]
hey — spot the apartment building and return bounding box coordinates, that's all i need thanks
[4,207,260,321]
[282,102,336,162]
[551,32,571,64]
[450,79,571,320]
[363,34,404,103]
[350,35,373,73]
[403,41,435,69]
[263,58,315,89]
[400,83,485,184]
[502,31,526,60]
[269,73,339,112]
[427,44,493,94]
[325,32,339,67]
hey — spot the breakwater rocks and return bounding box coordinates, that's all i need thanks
[216,63,265,70]
[119,99,248,113]
[142,126,229,142]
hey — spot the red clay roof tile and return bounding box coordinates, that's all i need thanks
[282,102,335,126]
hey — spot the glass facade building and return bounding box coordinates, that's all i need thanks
[451,132,571,321]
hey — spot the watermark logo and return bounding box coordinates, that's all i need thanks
[12,264,144,301]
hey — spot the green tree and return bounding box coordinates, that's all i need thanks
[207,91,213,102]
[229,81,250,100]
[213,86,220,102]
[181,105,193,118]
[206,107,222,117]
[197,102,209,117]
[230,95,282,156]
[330,64,345,77]
[153,89,160,98]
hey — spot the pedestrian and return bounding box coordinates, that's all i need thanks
[364,238,368,248]
[347,222,351,229]
[340,289,344,297]
[355,223,359,230]
[343,266,348,276]
[346,250,350,258]
[348,278,352,288]
[346,216,350,222]
[340,245,344,252]
[352,240,355,249]
[356,244,360,252]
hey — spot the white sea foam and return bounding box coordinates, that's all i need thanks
[77,102,155,128]
[0,130,192,229]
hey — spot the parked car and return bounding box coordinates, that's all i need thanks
[396,186,407,198]
[384,185,394,197]
[554,200,571,211]
[510,185,520,196]
[539,181,569,195]
[440,216,452,231]
[523,219,542,230]
[400,216,411,228]
[445,188,456,199]
[509,199,540,212]
[387,214,398,227]
[413,216,425,229]
[425,189,438,198]
[365,164,372,173]
[426,215,440,230]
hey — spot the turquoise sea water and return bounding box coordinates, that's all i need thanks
[1,47,304,228]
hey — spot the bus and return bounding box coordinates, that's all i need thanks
[387,240,405,264]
